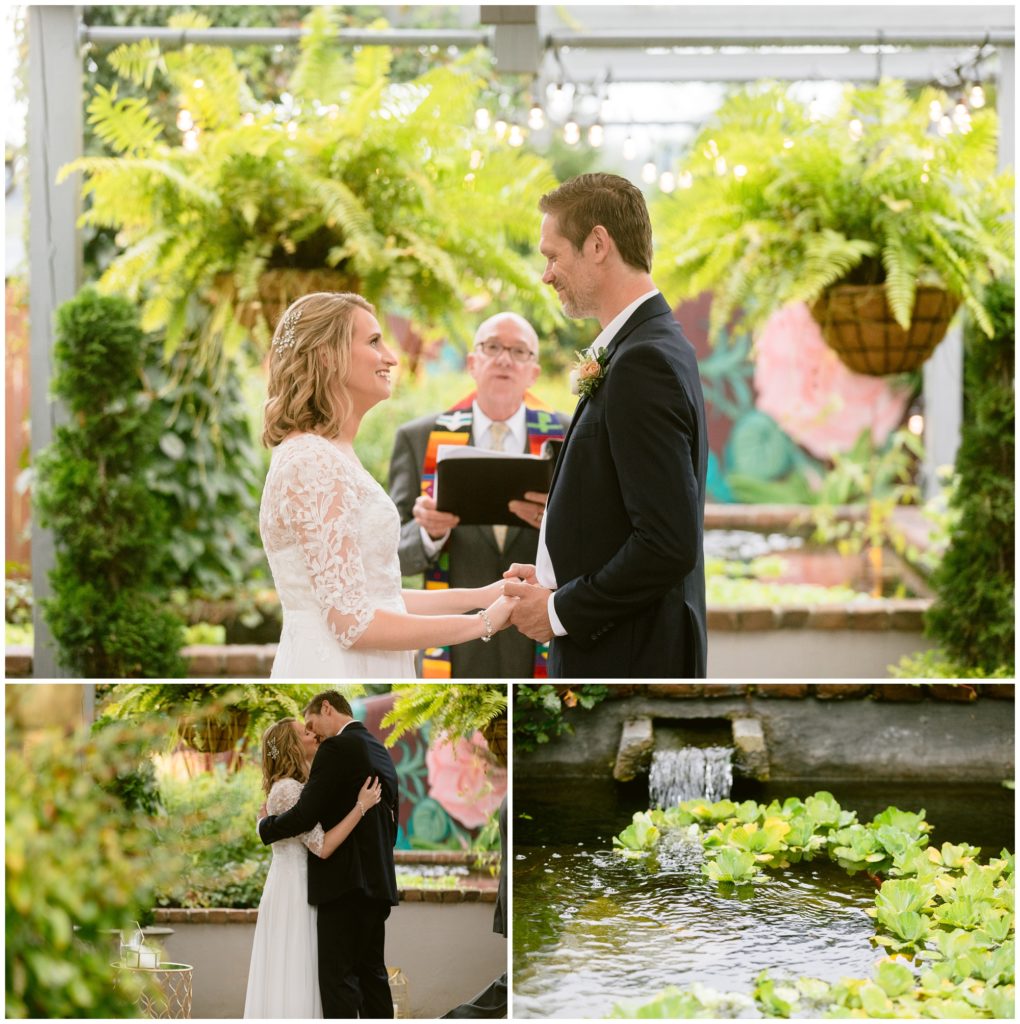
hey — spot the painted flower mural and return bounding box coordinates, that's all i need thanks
[427,732,507,830]
[754,302,912,460]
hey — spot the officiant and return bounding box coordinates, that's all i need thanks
[389,312,569,678]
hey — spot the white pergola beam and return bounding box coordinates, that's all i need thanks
[544,49,1000,84]
[28,5,81,678]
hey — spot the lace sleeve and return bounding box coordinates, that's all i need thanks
[267,779,325,854]
[269,439,374,648]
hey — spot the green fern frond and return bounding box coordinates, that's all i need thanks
[108,40,166,88]
[85,84,163,156]
[291,6,351,102]
[881,233,920,329]
[381,684,507,747]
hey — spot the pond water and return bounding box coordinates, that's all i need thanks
[513,778,1014,1019]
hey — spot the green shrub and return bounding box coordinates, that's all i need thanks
[33,287,185,677]
[154,765,270,909]
[924,279,1015,674]
[5,715,184,1018]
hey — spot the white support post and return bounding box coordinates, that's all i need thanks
[28,5,82,677]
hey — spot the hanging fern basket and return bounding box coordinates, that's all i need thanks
[177,708,249,754]
[213,269,361,335]
[810,283,961,376]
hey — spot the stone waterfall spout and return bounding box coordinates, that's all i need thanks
[611,715,770,797]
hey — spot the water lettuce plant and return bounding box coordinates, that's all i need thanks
[610,792,1013,1019]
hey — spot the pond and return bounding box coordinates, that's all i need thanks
[512,778,1014,1019]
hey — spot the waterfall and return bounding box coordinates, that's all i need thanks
[648,746,733,808]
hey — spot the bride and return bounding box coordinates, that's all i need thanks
[243,718,381,1019]
[260,291,517,678]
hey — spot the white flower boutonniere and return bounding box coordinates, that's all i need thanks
[571,348,609,399]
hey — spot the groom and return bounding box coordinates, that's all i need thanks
[505,172,708,677]
[258,690,399,1018]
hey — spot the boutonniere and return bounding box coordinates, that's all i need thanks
[570,348,609,399]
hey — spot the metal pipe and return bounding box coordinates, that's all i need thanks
[80,24,493,48]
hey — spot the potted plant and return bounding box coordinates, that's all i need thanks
[652,80,1013,375]
[60,8,559,367]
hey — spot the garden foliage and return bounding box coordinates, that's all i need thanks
[611,791,1014,1018]
[924,278,1015,675]
[651,80,1014,342]
[513,684,611,752]
[33,288,186,676]
[382,683,507,746]
[5,716,185,1018]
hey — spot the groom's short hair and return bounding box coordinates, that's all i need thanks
[305,690,353,717]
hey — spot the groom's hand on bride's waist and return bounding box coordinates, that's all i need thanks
[503,578,554,642]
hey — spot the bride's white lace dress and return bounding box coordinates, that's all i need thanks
[243,778,325,1019]
[260,433,416,678]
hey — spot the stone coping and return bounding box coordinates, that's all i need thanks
[155,887,496,923]
[572,683,1013,700]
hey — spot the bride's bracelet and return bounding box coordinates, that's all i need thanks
[357,801,366,817]
[477,609,494,643]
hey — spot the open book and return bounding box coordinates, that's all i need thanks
[434,444,555,526]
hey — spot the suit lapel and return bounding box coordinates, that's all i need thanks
[549,295,672,497]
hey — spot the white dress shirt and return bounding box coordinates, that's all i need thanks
[420,400,527,555]
[536,289,661,636]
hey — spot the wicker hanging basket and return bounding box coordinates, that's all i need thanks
[211,268,360,334]
[810,283,961,376]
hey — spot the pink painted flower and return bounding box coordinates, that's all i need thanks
[754,302,911,460]
[426,732,507,829]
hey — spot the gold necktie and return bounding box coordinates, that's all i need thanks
[489,422,510,551]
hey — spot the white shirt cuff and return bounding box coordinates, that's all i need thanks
[420,526,449,557]
[547,591,567,636]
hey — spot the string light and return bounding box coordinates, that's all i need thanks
[588,123,604,148]
[527,103,545,130]
[952,102,972,131]
[929,99,943,122]
[714,156,728,176]
[182,128,200,152]
[937,114,953,137]
[848,118,864,141]
[783,138,795,149]
[241,112,255,126]
[641,161,657,184]
[563,120,580,145]
[469,149,483,170]
[493,119,508,141]
[507,124,525,147]
[733,164,747,179]
[475,108,491,131]
[678,171,694,189]
[176,109,194,132]
[908,413,925,436]
[969,84,986,108]
[659,171,675,193]
[622,136,637,161]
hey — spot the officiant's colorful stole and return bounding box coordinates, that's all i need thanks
[419,391,565,678]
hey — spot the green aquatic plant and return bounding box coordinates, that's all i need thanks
[610,790,1014,1020]
[612,812,661,858]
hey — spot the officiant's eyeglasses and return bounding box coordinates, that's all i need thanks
[474,341,536,363]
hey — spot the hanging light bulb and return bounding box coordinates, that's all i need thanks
[783,137,795,149]
[733,164,748,179]
[507,124,525,147]
[469,149,483,170]
[659,171,676,193]
[848,118,864,141]
[929,99,943,122]
[622,135,637,161]
[563,120,581,145]
[176,109,194,132]
[908,413,925,436]
[493,119,508,141]
[641,161,657,184]
[938,114,953,137]
[588,123,604,148]
[952,102,971,130]
[677,170,694,189]
[475,108,491,132]
[241,112,255,126]
[714,156,728,176]
[527,103,545,130]
[182,128,200,152]
[969,84,986,108]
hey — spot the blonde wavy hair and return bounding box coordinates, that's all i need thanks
[261,718,310,795]
[262,291,376,447]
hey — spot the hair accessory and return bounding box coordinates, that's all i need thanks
[267,737,280,760]
[273,307,304,354]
